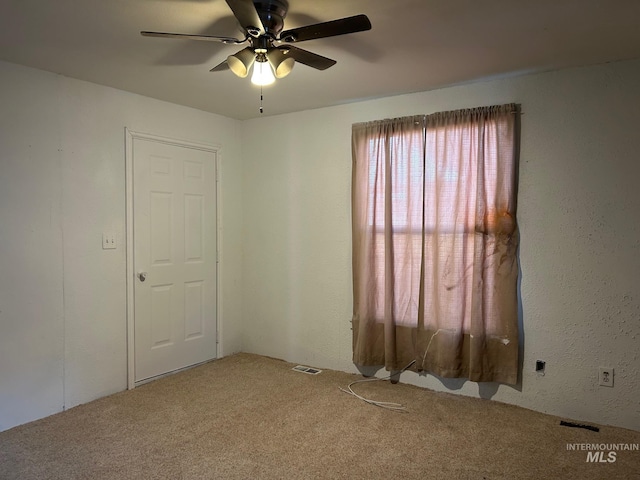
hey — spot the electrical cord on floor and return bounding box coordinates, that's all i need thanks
[340,329,448,411]
[339,360,416,412]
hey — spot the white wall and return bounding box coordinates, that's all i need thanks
[241,59,640,431]
[0,60,244,431]
[2,57,639,433]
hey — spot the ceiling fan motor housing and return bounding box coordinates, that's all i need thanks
[253,0,289,36]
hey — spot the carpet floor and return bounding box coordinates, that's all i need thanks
[1,353,638,479]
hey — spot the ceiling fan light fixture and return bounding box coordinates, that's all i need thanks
[142,2,373,85]
[267,49,295,78]
[227,48,255,78]
[251,52,276,86]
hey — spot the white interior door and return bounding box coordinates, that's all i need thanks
[132,136,217,383]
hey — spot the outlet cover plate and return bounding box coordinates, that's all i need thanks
[598,367,614,387]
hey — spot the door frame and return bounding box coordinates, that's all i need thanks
[125,128,221,390]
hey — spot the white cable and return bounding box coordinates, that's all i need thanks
[339,360,416,412]
[421,328,446,368]
[341,329,451,411]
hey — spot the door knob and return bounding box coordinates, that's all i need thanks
[138,272,147,282]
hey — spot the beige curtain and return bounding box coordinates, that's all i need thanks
[351,104,520,384]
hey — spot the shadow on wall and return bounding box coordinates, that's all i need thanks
[354,364,513,400]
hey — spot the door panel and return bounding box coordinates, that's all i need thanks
[133,138,217,382]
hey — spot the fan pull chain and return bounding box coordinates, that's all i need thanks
[259,85,264,114]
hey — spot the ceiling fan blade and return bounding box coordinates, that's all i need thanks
[280,45,336,70]
[278,14,371,43]
[210,60,230,72]
[141,31,246,44]
[225,0,265,37]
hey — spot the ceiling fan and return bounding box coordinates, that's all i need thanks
[141,0,372,86]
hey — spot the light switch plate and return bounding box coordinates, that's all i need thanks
[102,232,117,250]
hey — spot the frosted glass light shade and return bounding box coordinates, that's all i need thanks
[227,48,255,78]
[267,49,295,78]
[251,61,275,86]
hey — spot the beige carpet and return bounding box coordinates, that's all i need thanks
[1,353,638,479]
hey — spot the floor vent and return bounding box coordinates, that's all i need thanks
[292,365,322,375]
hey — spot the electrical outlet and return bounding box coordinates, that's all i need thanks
[598,367,614,387]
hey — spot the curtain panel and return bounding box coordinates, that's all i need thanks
[351,104,520,384]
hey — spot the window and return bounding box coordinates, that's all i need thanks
[351,105,520,384]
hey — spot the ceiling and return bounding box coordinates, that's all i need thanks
[1,0,640,120]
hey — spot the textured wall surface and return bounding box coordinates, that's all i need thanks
[241,59,640,431]
[0,60,244,431]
